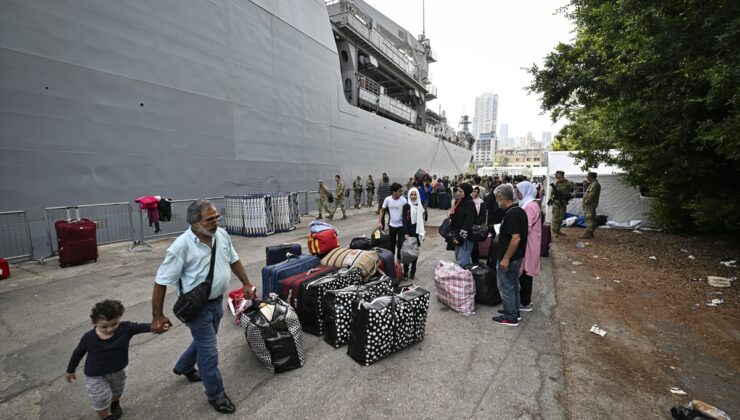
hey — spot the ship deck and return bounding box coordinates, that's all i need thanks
[0,207,565,419]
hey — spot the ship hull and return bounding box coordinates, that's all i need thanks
[0,0,471,212]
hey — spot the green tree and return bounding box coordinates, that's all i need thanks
[529,0,740,232]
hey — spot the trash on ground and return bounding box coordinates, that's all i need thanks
[633,230,643,234]
[707,276,733,288]
[571,271,577,274]
[613,280,621,283]
[706,299,724,307]
[593,276,601,280]
[589,324,607,337]
[669,366,676,370]
[690,399,732,420]
[576,242,585,248]
[669,387,687,395]
[593,255,599,258]
[680,249,688,253]
[572,261,583,266]
[720,259,737,268]
[688,255,695,260]
[649,256,657,260]
[560,321,567,325]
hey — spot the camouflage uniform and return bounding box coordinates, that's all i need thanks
[406,179,414,191]
[317,181,332,219]
[330,179,347,220]
[365,176,375,207]
[353,177,363,209]
[582,179,601,237]
[549,178,575,235]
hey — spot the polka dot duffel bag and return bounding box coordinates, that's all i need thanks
[241,296,304,373]
[346,285,430,366]
[322,275,394,349]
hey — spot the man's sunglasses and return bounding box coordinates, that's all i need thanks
[204,215,222,224]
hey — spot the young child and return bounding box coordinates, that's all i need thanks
[66,300,155,419]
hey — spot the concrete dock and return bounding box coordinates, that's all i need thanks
[0,207,565,420]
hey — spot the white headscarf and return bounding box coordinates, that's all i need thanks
[407,187,426,241]
[517,181,537,208]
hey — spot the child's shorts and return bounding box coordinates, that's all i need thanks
[84,368,127,411]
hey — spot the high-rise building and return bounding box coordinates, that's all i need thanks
[542,132,552,144]
[472,92,499,139]
[473,131,495,166]
[499,123,509,147]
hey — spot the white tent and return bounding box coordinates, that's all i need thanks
[545,151,653,225]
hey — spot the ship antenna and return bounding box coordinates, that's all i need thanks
[422,0,426,38]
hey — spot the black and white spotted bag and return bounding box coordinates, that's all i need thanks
[299,267,363,336]
[241,296,304,373]
[347,286,430,366]
[322,276,394,348]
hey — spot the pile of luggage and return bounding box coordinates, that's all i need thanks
[237,222,429,372]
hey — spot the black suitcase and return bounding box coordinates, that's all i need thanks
[437,192,451,209]
[429,192,438,208]
[265,244,302,266]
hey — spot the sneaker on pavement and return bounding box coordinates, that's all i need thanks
[173,367,201,382]
[492,315,519,326]
[209,393,236,414]
[520,304,533,312]
[497,310,521,321]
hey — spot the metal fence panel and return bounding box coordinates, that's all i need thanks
[44,203,135,258]
[0,210,33,262]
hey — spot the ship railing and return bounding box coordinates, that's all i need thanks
[0,210,34,263]
[135,197,225,246]
[41,202,136,263]
[331,4,417,78]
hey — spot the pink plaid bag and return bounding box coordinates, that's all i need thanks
[434,260,476,316]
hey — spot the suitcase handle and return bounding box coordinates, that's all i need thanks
[65,206,80,221]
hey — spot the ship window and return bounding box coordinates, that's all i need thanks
[341,50,349,62]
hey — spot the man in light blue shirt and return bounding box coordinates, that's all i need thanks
[151,199,254,415]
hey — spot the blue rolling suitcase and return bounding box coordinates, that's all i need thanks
[437,192,451,210]
[265,243,302,266]
[261,254,320,298]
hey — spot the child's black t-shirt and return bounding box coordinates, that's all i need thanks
[67,321,151,376]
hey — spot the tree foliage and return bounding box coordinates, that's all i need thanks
[529,0,740,232]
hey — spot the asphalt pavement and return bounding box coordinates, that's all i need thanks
[0,207,566,420]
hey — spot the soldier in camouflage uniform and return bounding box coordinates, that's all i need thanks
[580,172,601,239]
[406,178,414,192]
[365,175,375,207]
[330,174,347,220]
[548,170,575,237]
[317,180,332,219]
[353,176,363,209]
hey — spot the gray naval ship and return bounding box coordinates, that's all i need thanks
[0,1,471,228]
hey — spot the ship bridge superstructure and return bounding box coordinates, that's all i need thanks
[326,0,437,130]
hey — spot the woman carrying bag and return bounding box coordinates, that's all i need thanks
[402,187,426,279]
[449,183,477,267]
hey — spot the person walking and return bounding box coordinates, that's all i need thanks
[405,177,414,192]
[580,172,601,239]
[548,170,575,237]
[402,187,425,280]
[515,181,542,313]
[316,180,332,219]
[376,174,392,226]
[449,183,477,267]
[353,176,363,209]
[329,174,347,220]
[365,175,375,207]
[151,199,256,414]
[491,184,528,327]
[377,183,407,260]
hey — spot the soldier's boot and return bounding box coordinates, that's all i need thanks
[579,231,594,239]
[341,208,347,220]
[316,213,323,219]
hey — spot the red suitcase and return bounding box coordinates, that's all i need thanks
[478,234,492,260]
[541,223,552,257]
[0,258,9,280]
[55,208,98,267]
[307,229,339,256]
[279,265,338,308]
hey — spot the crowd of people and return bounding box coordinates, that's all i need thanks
[64,170,602,418]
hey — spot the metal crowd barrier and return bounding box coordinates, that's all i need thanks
[136,197,225,244]
[224,193,300,237]
[0,210,34,263]
[42,202,136,262]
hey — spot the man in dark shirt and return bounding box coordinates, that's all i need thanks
[492,184,528,327]
[376,174,392,227]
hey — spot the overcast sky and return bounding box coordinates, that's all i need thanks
[366,0,575,140]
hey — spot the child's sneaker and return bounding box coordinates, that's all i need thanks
[492,315,519,326]
[520,304,533,312]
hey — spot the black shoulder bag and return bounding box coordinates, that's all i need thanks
[173,237,217,323]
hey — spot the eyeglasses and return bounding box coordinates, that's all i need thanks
[204,215,222,224]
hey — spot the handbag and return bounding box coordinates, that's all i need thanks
[173,237,217,323]
[400,237,419,264]
[470,225,487,242]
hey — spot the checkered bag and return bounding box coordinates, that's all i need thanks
[434,260,476,316]
[346,286,430,366]
[322,276,393,348]
[241,296,304,373]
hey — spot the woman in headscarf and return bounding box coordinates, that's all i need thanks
[516,181,542,312]
[470,186,487,263]
[449,183,477,266]
[402,187,426,279]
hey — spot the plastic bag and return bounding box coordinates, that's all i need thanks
[400,237,419,264]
